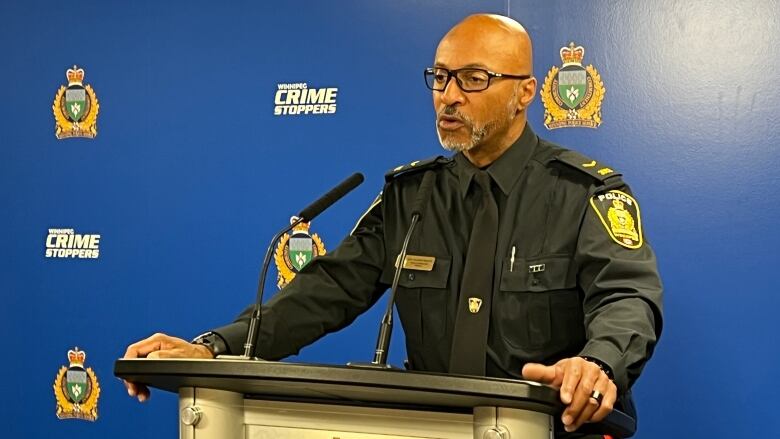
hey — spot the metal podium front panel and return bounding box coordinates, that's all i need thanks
[177,389,554,439]
[473,406,553,439]
[244,399,473,439]
[179,388,244,439]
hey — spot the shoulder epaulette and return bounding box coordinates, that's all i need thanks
[553,149,622,184]
[384,155,450,182]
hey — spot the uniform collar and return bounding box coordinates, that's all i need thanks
[454,123,539,198]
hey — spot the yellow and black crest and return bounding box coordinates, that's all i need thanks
[541,42,605,130]
[274,217,326,289]
[53,347,100,421]
[53,66,99,139]
[590,190,643,249]
[468,297,483,314]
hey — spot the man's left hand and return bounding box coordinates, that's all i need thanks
[522,357,617,432]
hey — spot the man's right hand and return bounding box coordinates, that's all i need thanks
[122,332,214,402]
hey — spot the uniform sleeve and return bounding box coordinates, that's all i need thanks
[211,194,388,359]
[574,185,663,393]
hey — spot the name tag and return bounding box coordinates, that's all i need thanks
[395,254,436,271]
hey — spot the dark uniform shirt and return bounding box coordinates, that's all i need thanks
[212,124,663,427]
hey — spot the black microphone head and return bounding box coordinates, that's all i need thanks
[298,172,364,221]
[352,172,365,185]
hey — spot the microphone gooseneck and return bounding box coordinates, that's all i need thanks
[241,173,365,359]
[349,170,436,368]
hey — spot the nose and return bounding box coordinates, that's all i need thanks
[438,76,466,106]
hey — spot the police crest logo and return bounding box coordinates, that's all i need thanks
[590,190,643,249]
[274,217,326,289]
[52,65,99,139]
[468,297,483,314]
[541,42,605,130]
[53,348,100,421]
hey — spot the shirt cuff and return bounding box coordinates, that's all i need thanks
[191,331,229,357]
[578,341,627,392]
[209,321,249,356]
[579,355,615,380]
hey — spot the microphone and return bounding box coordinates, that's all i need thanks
[298,173,364,221]
[224,172,364,360]
[348,170,436,369]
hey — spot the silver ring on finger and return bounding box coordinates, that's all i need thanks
[590,389,604,405]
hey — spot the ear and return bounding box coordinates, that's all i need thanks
[517,76,537,112]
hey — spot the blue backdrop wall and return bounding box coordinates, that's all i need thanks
[2,1,778,437]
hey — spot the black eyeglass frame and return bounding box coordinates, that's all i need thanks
[424,67,531,92]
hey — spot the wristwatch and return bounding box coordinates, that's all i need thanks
[191,332,228,357]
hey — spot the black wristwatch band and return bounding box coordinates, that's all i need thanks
[191,332,229,357]
[580,356,615,381]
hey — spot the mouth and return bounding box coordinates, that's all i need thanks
[437,114,465,131]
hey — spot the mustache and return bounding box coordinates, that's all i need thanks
[438,106,471,124]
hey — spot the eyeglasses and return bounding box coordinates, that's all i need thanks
[424,67,531,92]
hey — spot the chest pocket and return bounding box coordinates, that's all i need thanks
[382,257,452,347]
[496,255,584,351]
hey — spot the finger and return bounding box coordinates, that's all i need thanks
[572,372,610,430]
[123,379,150,401]
[561,360,600,427]
[522,363,560,385]
[148,348,189,359]
[124,335,159,358]
[123,341,147,359]
[559,358,584,405]
[123,379,135,395]
[124,333,172,358]
[590,379,617,423]
[136,385,151,402]
[123,378,139,396]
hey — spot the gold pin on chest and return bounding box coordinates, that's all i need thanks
[468,297,483,313]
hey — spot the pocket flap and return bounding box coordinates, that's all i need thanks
[500,255,575,292]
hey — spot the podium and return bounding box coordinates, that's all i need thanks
[114,359,635,438]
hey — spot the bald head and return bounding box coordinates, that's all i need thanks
[437,14,533,75]
[431,14,538,165]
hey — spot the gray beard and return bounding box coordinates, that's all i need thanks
[437,120,494,152]
[436,90,519,152]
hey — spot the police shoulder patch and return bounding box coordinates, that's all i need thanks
[554,149,621,183]
[385,155,449,182]
[589,190,643,249]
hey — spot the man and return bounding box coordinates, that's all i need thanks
[124,14,662,437]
